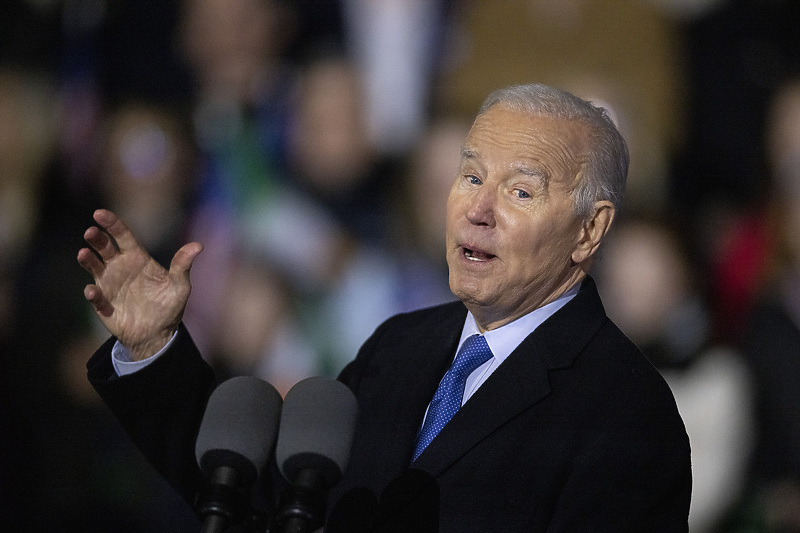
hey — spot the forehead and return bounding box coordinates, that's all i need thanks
[463,105,588,169]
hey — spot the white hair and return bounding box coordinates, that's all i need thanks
[477,84,629,218]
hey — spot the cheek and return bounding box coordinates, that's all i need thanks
[505,219,575,272]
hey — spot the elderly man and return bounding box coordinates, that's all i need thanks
[80,84,691,531]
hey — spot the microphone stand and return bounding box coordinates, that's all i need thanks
[271,469,328,533]
[197,466,272,533]
[198,466,244,533]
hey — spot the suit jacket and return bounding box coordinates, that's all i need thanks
[88,277,691,531]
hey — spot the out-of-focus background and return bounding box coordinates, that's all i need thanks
[1,0,800,531]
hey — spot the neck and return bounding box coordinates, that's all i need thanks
[470,271,585,332]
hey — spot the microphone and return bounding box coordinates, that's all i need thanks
[272,377,358,533]
[195,376,283,533]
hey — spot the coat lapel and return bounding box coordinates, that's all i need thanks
[356,301,467,474]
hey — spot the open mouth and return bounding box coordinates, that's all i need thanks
[464,247,496,262]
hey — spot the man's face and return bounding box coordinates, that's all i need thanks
[445,104,590,330]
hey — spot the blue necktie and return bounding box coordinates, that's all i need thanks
[412,334,494,461]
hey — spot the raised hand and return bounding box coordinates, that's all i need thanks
[77,209,203,361]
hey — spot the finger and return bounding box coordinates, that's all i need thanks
[77,247,105,278]
[83,225,117,262]
[169,242,204,278]
[93,209,141,254]
[84,284,114,317]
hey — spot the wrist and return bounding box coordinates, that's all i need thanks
[126,329,178,361]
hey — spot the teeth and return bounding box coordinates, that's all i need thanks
[465,249,483,261]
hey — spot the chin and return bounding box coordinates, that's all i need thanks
[449,277,491,308]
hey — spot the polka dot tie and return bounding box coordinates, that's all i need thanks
[412,334,494,461]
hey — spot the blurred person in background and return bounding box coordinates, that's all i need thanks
[98,99,198,264]
[286,55,390,245]
[386,116,471,309]
[0,67,58,343]
[341,0,456,156]
[393,117,472,272]
[673,0,800,223]
[0,64,61,529]
[595,216,753,533]
[208,256,317,396]
[740,77,800,533]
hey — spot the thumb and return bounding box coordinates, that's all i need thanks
[170,242,204,278]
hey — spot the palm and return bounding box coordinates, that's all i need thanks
[78,209,203,359]
[98,248,184,345]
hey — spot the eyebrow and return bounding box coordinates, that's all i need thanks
[513,164,546,180]
[460,146,548,184]
[460,147,477,160]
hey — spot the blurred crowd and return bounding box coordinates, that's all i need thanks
[1,0,800,531]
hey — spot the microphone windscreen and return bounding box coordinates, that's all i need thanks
[195,376,283,484]
[275,377,358,488]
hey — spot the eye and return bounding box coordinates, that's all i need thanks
[466,175,482,185]
[514,188,531,199]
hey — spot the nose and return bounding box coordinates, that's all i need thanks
[465,185,496,227]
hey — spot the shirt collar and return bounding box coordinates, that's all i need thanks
[459,282,581,365]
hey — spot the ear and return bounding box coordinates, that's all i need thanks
[571,200,615,265]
